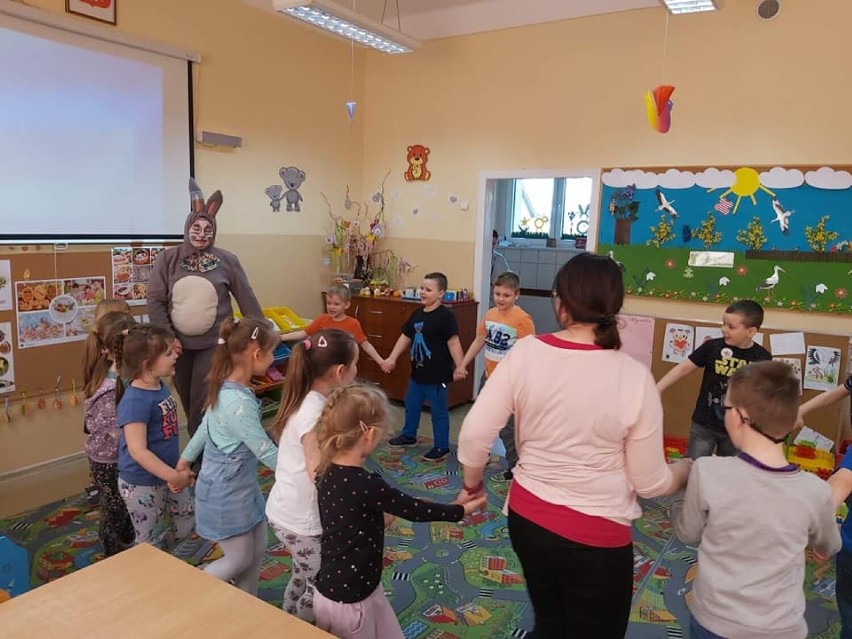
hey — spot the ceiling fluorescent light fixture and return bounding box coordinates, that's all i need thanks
[660,0,720,14]
[273,0,420,54]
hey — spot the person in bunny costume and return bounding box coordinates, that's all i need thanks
[148,178,265,437]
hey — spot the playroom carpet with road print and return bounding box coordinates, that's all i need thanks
[0,441,843,638]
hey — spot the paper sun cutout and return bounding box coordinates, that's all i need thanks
[645,85,675,134]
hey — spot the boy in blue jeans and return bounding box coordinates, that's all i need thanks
[383,272,464,461]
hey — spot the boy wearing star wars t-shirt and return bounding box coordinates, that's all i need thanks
[657,300,770,458]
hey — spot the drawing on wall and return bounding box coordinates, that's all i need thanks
[617,314,655,368]
[15,276,104,349]
[773,357,803,394]
[112,247,162,306]
[662,323,694,363]
[803,345,842,391]
[695,326,723,347]
[404,144,431,182]
[598,166,852,314]
[0,260,10,311]
[0,322,14,393]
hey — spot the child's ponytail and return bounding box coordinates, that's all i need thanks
[205,317,278,410]
[271,328,357,443]
[84,311,134,399]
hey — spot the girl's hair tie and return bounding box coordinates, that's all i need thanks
[121,329,130,336]
[217,337,226,345]
[303,338,312,351]
[317,335,328,348]
[233,317,240,324]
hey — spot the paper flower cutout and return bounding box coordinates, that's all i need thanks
[719,276,730,287]
[815,283,828,294]
[645,271,656,281]
[645,85,675,134]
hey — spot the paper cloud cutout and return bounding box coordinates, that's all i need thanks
[805,167,852,190]
[760,167,804,189]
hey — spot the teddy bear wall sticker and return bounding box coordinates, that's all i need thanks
[265,166,307,212]
[404,144,431,182]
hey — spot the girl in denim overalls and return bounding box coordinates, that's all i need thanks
[177,317,279,596]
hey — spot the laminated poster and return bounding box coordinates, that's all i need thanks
[0,322,14,393]
[803,346,842,392]
[15,276,104,349]
[662,323,694,364]
[0,260,10,311]
[112,247,164,306]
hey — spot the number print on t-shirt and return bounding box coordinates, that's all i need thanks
[159,395,179,439]
[484,320,520,364]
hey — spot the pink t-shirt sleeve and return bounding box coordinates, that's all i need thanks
[623,370,674,498]
[458,346,517,468]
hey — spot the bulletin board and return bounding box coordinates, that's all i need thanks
[651,318,850,445]
[597,165,852,315]
[0,244,169,409]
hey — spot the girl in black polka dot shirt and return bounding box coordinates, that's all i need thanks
[312,383,486,639]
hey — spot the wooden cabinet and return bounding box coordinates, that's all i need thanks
[343,295,479,408]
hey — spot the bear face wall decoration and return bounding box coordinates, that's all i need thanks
[404,144,431,181]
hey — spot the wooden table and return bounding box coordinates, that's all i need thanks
[0,544,334,638]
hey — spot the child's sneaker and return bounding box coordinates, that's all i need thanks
[423,447,450,461]
[85,484,101,506]
[490,470,514,483]
[388,435,417,447]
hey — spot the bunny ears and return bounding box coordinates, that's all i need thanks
[189,177,223,218]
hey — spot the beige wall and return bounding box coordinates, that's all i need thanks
[364,0,852,335]
[4,0,852,474]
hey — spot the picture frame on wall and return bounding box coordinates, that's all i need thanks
[65,0,116,25]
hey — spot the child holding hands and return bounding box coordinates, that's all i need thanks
[116,325,194,550]
[177,317,280,595]
[312,383,486,639]
[383,272,465,461]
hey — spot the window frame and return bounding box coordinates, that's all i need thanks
[505,169,601,248]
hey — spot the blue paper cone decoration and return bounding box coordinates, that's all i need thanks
[346,101,357,122]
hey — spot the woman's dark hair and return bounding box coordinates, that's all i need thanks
[271,328,357,443]
[553,252,624,349]
[205,317,279,410]
[114,324,175,405]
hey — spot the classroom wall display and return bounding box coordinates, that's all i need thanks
[0,260,10,311]
[774,357,803,394]
[597,166,852,314]
[804,345,842,392]
[661,322,694,363]
[0,322,14,393]
[617,313,655,368]
[15,276,104,349]
[404,144,431,182]
[111,247,162,306]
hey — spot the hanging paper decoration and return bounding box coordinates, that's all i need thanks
[345,101,357,123]
[645,85,675,134]
[404,144,431,181]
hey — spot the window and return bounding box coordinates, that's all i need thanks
[509,176,594,243]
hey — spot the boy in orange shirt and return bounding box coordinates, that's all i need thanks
[455,271,535,480]
[283,283,386,368]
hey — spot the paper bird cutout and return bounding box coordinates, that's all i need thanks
[645,85,675,134]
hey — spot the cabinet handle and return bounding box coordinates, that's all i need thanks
[368,310,383,315]
[353,304,359,318]
[367,333,383,339]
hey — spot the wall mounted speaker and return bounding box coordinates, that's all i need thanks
[757,0,780,20]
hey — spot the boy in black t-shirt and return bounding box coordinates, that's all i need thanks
[657,300,771,458]
[382,272,465,461]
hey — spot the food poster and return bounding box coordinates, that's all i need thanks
[112,247,163,306]
[0,259,11,311]
[0,322,14,393]
[803,345,842,392]
[15,277,103,349]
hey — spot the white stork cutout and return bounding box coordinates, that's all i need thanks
[770,200,793,235]
[655,189,679,219]
[757,265,785,297]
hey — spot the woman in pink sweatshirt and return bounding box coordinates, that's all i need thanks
[457,252,691,638]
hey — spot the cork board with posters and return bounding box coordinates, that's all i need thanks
[652,318,849,445]
[0,244,170,407]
